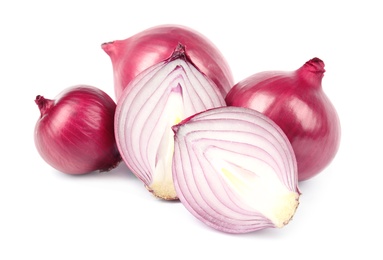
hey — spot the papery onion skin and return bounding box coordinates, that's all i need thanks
[34,85,121,174]
[225,58,341,181]
[172,106,300,234]
[115,44,226,200]
[102,24,234,100]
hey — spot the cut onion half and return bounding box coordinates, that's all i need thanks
[172,106,300,233]
[115,44,225,200]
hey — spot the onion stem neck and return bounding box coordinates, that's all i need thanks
[101,41,117,58]
[297,57,325,89]
[35,95,54,117]
[168,43,188,62]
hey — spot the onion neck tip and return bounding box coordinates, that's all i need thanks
[101,41,116,56]
[35,95,54,117]
[297,57,325,88]
[302,57,326,73]
[168,43,188,62]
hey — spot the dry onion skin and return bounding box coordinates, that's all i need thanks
[172,106,300,233]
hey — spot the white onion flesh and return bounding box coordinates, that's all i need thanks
[172,106,300,233]
[115,44,226,200]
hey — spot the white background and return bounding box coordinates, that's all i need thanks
[1,0,381,259]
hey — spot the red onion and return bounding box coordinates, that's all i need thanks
[172,106,300,234]
[34,85,121,174]
[102,24,234,100]
[225,58,341,181]
[115,44,226,200]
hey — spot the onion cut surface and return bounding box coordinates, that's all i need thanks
[115,44,225,200]
[172,106,300,233]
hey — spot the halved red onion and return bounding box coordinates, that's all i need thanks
[115,44,226,200]
[172,106,300,233]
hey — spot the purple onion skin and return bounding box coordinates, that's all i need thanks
[34,85,121,174]
[225,58,341,181]
[102,24,234,100]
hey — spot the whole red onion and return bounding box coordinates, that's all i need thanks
[225,58,341,181]
[34,85,121,174]
[101,24,234,100]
